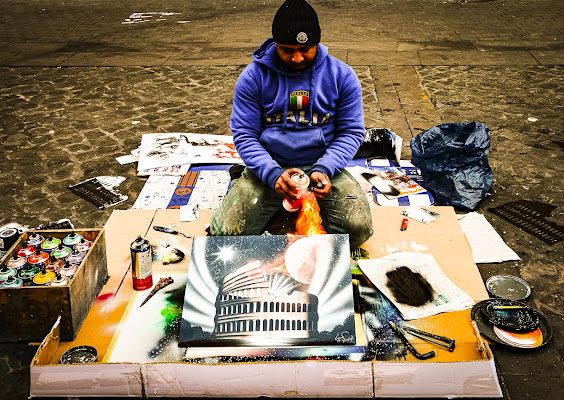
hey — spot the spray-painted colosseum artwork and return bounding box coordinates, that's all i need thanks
[178,234,357,347]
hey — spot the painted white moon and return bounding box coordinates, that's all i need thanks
[284,236,324,284]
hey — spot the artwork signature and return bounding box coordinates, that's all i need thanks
[335,330,354,343]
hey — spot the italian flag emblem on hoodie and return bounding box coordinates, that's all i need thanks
[290,90,309,110]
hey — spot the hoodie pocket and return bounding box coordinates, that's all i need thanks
[259,126,326,166]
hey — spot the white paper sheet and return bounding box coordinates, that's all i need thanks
[115,154,138,165]
[137,164,190,177]
[357,252,474,320]
[182,170,231,210]
[180,203,200,222]
[457,212,521,264]
[132,175,180,209]
[137,133,243,171]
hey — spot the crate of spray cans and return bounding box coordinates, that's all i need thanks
[0,229,107,342]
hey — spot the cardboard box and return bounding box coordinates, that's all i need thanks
[31,315,500,398]
[0,229,107,342]
[30,208,502,398]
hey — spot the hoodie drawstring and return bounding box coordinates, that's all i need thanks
[282,76,289,133]
[309,67,315,126]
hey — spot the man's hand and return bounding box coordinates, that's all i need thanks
[310,171,332,199]
[275,168,306,199]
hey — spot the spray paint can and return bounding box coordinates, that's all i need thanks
[17,243,36,258]
[41,236,62,253]
[6,254,27,271]
[18,265,41,286]
[0,227,21,252]
[0,266,16,283]
[130,236,153,291]
[282,173,310,212]
[26,233,45,249]
[0,275,23,288]
[52,243,71,260]
[63,232,84,248]
[59,261,77,279]
[33,268,56,286]
[28,248,50,269]
[49,271,70,287]
[46,254,64,272]
[67,249,85,264]
[73,238,92,253]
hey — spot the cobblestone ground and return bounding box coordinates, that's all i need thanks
[1,0,562,44]
[0,66,242,227]
[417,64,564,396]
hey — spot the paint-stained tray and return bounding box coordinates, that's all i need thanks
[471,299,552,349]
[61,345,98,364]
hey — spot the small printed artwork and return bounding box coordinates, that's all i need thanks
[361,166,427,199]
[168,168,231,210]
[131,175,181,210]
[137,133,243,172]
[138,164,190,177]
[178,234,357,347]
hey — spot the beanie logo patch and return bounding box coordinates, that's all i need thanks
[290,90,309,110]
[296,32,308,44]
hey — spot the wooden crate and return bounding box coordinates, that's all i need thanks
[0,229,107,342]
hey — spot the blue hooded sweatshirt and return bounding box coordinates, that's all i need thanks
[230,38,365,190]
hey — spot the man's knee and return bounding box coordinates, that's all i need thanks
[347,218,373,248]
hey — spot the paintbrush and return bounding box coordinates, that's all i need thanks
[140,276,174,307]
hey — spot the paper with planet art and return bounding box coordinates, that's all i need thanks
[178,234,357,347]
[137,133,243,172]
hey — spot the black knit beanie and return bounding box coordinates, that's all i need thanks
[272,0,321,45]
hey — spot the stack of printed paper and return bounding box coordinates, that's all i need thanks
[129,133,242,212]
[357,252,474,320]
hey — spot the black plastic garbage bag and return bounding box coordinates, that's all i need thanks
[410,122,493,211]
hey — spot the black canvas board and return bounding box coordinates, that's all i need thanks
[178,234,357,348]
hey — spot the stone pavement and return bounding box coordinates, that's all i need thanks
[0,0,563,399]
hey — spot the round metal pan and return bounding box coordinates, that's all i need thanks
[60,345,98,364]
[485,275,531,301]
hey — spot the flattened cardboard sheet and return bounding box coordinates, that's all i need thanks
[30,207,501,399]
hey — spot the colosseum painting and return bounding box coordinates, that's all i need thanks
[179,234,357,347]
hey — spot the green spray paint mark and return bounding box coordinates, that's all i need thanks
[161,303,182,336]
[148,285,185,358]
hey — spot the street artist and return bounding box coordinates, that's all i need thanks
[210,0,373,249]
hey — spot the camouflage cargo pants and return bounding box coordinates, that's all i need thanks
[209,166,373,249]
